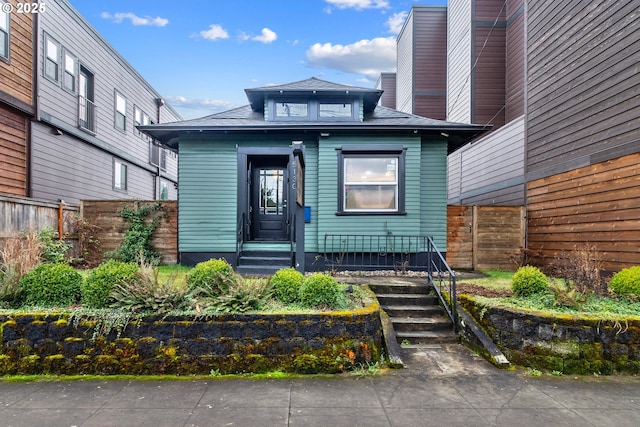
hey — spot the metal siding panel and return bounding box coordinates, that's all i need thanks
[447,0,473,122]
[396,13,414,113]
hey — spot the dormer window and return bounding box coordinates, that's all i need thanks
[269,97,358,121]
[276,102,308,118]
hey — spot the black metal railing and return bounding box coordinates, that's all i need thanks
[78,95,97,133]
[322,234,430,271]
[427,236,457,331]
[236,213,245,264]
[322,233,457,330]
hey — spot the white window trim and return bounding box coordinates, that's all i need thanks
[62,49,77,92]
[115,91,127,132]
[114,160,128,192]
[343,156,399,213]
[44,34,60,82]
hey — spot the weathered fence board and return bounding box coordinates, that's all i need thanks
[447,205,525,271]
[81,200,178,265]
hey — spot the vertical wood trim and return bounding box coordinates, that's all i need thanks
[472,204,479,270]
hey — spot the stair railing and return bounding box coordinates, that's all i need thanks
[236,213,245,267]
[427,236,457,332]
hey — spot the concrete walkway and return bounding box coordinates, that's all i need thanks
[1,344,638,427]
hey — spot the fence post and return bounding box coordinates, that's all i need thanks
[58,202,64,238]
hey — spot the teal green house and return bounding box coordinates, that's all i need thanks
[140,78,487,273]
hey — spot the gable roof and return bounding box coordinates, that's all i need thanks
[139,77,491,153]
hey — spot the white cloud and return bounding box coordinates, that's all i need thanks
[252,28,278,44]
[386,11,408,34]
[324,0,389,11]
[165,95,236,112]
[306,36,397,81]
[197,24,230,41]
[100,12,168,27]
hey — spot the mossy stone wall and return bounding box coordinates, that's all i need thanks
[0,304,382,375]
[459,295,640,374]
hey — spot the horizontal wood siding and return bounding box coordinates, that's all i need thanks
[0,105,28,196]
[316,135,423,250]
[396,12,414,113]
[447,116,525,205]
[472,25,506,127]
[81,200,177,265]
[178,138,238,253]
[526,0,640,179]
[447,205,525,271]
[303,141,319,253]
[505,5,525,121]
[527,152,640,272]
[413,7,447,119]
[447,0,472,122]
[0,4,33,106]
[420,139,447,248]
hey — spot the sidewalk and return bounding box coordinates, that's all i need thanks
[0,344,638,426]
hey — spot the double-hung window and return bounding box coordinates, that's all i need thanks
[115,92,126,131]
[0,2,9,61]
[337,147,406,214]
[45,35,60,81]
[63,51,76,92]
[114,160,127,191]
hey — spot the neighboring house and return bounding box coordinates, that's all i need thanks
[375,72,396,110]
[140,78,488,272]
[0,0,35,197]
[396,5,448,120]
[27,0,181,204]
[390,0,639,271]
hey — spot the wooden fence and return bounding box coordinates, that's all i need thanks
[447,205,526,271]
[0,195,79,254]
[81,200,178,265]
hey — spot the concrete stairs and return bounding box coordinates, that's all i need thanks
[236,249,292,276]
[369,280,459,346]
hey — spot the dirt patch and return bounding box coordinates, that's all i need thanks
[456,283,513,299]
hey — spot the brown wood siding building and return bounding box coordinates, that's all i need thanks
[375,72,396,110]
[396,6,447,120]
[0,3,34,197]
[505,0,525,122]
[526,0,640,272]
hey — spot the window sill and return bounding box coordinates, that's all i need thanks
[335,211,406,216]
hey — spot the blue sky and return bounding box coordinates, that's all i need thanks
[69,0,447,119]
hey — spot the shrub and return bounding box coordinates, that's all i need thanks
[609,266,640,297]
[0,232,42,302]
[108,203,164,264]
[512,266,550,297]
[299,273,344,309]
[37,227,71,264]
[212,278,272,313]
[82,260,139,308]
[19,263,82,307]
[270,268,304,304]
[110,261,186,313]
[186,258,235,299]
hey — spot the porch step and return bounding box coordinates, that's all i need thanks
[370,280,458,346]
[237,249,292,276]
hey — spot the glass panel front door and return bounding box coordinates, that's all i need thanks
[251,166,288,240]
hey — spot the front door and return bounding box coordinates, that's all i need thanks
[250,165,288,240]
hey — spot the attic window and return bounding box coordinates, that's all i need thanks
[320,102,352,118]
[275,102,308,118]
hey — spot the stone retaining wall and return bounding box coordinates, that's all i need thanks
[459,295,640,374]
[0,304,382,375]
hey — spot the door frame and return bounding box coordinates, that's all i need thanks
[237,145,306,271]
[249,159,289,241]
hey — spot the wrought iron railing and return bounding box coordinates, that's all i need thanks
[322,233,457,329]
[78,95,97,133]
[322,234,430,271]
[236,213,245,264]
[427,236,457,331]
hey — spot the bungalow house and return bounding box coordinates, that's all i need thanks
[140,78,488,273]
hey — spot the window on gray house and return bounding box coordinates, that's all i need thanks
[275,102,308,118]
[319,102,353,118]
[0,3,9,61]
[114,160,127,191]
[63,51,76,92]
[115,92,126,131]
[45,36,60,81]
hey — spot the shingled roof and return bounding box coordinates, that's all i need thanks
[139,77,490,152]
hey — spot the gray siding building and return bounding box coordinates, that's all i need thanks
[31,0,180,204]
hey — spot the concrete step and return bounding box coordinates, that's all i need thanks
[376,293,439,307]
[238,255,292,267]
[368,282,432,295]
[391,316,453,332]
[236,264,290,276]
[396,330,460,345]
[383,305,444,318]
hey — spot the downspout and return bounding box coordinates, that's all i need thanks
[28,12,40,198]
[153,97,165,200]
